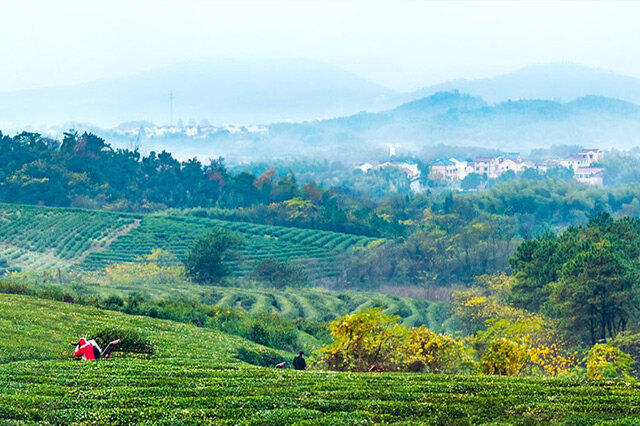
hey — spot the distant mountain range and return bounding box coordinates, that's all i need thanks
[251,92,640,158]
[102,91,640,161]
[0,58,396,128]
[3,61,640,131]
[409,63,640,105]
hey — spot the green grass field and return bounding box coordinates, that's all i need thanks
[2,293,640,425]
[0,203,380,283]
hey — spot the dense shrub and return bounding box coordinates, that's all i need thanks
[235,347,285,367]
[405,326,472,374]
[0,280,30,295]
[481,338,528,376]
[611,331,640,376]
[93,326,155,356]
[251,257,308,288]
[183,229,243,284]
[219,312,300,352]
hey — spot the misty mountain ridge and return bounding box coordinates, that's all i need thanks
[0,58,397,128]
[3,61,640,130]
[410,62,640,106]
[107,91,640,161]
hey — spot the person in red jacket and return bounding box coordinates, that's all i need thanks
[73,337,120,360]
[74,337,98,360]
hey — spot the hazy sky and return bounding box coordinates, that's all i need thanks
[1,0,640,92]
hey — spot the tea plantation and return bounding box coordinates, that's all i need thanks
[0,204,136,271]
[2,293,640,424]
[206,287,437,326]
[0,203,380,283]
[74,279,442,328]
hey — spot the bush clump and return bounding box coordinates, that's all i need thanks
[586,343,634,380]
[93,326,155,356]
[236,347,285,367]
[251,257,308,288]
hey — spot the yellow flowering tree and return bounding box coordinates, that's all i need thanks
[318,308,408,372]
[586,343,634,380]
[404,326,472,374]
[481,337,528,376]
[456,274,576,377]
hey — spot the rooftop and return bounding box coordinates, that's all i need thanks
[433,159,455,166]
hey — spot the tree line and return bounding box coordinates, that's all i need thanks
[0,130,393,235]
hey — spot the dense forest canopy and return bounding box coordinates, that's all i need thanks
[510,213,640,345]
[0,130,394,235]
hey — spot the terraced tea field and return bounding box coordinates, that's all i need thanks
[0,204,380,283]
[2,294,640,425]
[204,286,442,327]
[0,204,136,271]
[74,279,444,328]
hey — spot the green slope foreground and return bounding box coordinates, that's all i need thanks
[0,294,278,365]
[3,295,640,425]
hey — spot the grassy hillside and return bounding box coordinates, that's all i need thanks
[0,203,380,283]
[2,294,640,424]
[0,293,279,365]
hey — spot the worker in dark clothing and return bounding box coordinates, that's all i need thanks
[292,351,306,370]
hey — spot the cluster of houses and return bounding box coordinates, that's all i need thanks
[430,148,605,186]
[111,122,269,139]
[356,161,423,192]
[356,148,605,192]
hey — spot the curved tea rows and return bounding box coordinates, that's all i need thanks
[0,203,135,271]
[0,204,381,283]
[204,287,438,327]
[80,215,381,283]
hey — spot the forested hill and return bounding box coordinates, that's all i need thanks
[0,130,394,236]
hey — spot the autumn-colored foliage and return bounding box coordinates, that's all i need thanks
[586,343,634,380]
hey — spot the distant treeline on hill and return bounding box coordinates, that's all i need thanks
[5,130,640,249]
[0,130,397,236]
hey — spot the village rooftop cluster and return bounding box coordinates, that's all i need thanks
[357,148,605,191]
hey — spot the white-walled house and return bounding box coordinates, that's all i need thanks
[575,167,604,186]
[560,155,590,171]
[473,156,495,176]
[497,157,531,175]
[430,159,458,181]
[449,158,471,180]
[356,162,375,173]
[357,161,421,181]
[579,149,604,164]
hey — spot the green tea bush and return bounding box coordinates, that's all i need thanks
[93,326,155,356]
[236,347,285,367]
